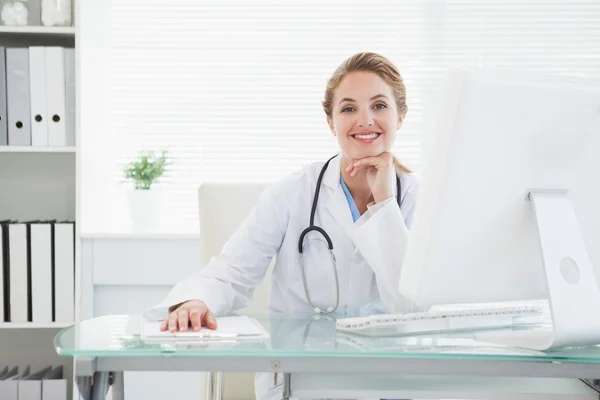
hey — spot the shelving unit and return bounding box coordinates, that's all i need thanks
[0,146,76,152]
[0,26,75,36]
[0,11,77,400]
[0,322,73,329]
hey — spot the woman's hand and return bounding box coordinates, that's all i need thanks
[346,152,395,203]
[160,299,217,332]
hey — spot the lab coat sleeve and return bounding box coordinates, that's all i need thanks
[347,185,419,314]
[143,184,289,320]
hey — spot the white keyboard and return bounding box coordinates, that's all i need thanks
[336,305,546,336]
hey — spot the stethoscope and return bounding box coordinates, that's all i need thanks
[297,154,403,314]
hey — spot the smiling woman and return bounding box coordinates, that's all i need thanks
[323,52,411,179]
[322,52,413,211]
[145,51,421,400]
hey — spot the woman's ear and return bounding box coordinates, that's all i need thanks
[327,116,336,136]
[397,116,404,130]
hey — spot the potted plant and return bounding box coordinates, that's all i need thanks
[122,150,172,230]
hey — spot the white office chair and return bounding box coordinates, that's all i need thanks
[198,183,273,400]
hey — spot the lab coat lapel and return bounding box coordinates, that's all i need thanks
[326,186,354,234]
[322,154,355,234]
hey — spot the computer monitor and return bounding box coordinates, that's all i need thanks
[398,68,600,349]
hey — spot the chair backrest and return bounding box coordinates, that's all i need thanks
[198,183,272,315]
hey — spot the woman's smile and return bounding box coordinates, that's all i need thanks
[351,130,382,144]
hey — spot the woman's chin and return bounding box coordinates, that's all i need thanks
[348,147,387,160]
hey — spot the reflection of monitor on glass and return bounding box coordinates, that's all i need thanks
[398,68,600,349]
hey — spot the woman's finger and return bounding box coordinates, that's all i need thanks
[204,309,218,330]
[177,309,190,332]
[160,320,168,331]
[353,157,380,170]
[350,163,369,177]
[345,162,355,174]
[168,312,179,333]
[354,152,393,169]
[189,307,205,331]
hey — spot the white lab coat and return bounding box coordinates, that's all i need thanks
[145,154,419,399]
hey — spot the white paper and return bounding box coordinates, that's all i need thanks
[142,315,268,340]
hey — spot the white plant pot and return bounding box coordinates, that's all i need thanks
[126,188,163,231]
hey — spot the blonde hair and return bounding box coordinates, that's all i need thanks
[322,52,411,174]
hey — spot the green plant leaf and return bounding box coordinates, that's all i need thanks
[122,149,172,190]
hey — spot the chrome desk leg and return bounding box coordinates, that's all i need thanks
[75,376,92,400]
[283,373,291,400]
[91,372,110,400]
[111,372,125,400]
[205,372,213,400]
[205,371,225,400]
[215,372,224,400]
[580,379,600,395]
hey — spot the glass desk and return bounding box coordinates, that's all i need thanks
[55,314,600,400]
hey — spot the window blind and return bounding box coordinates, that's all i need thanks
[81,0,600,234]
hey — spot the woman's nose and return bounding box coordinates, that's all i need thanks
[358,109,374,127]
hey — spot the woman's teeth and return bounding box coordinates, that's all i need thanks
[354,133,380,139]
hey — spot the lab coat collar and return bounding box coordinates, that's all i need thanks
[326,184,355,233]
[322,153,343,190]
[321,154,354,232]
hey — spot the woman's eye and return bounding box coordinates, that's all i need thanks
[375,103,387,110]
[341,107,354,113]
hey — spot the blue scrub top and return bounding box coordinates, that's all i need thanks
[340,177,361,222]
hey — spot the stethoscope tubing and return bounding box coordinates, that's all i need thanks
[298,154,403,314]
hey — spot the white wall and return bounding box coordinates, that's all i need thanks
[79,0,112,235]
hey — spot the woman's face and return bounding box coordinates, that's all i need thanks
[327,71,402,161]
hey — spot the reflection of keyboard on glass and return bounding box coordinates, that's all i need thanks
[336,305,546,336]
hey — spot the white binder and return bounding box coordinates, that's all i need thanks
[0,366,20,400]
[30,223,53,323]
[54,223,74,322]
[64,48,76,146]
[18,366,52,400]
[6,48,31,146]
[45,47,66,147]
[0,224,5,322]
[29,47,48,146]
[42,366,66,400]
[8,223,28,323]
[0,47,8,145]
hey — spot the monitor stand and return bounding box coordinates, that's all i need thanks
[475,189,600,350]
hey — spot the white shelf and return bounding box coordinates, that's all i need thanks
[0,321,73,329]
[81,232,200,240]
[0,146,76,153]
[0,25,75,36]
